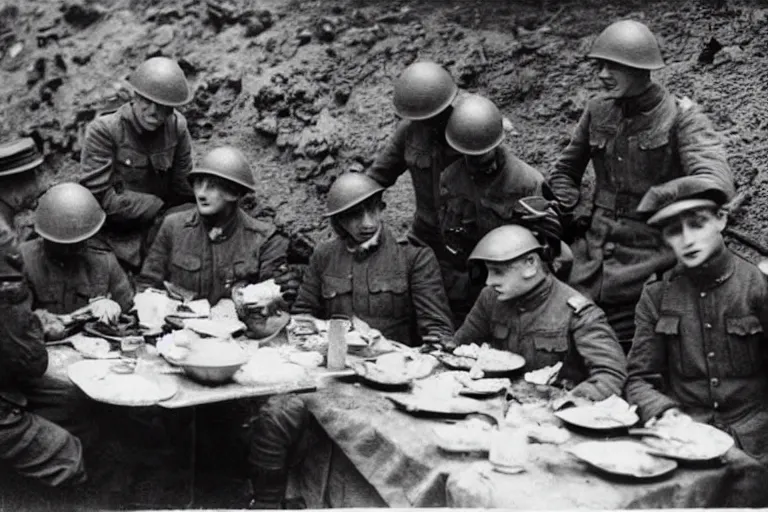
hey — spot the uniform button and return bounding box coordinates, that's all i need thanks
[711,377,720,387]
[713,401,720,410]
[700,292,706,298]
[707,351,715,359]
[704,323,712,329]
[604,242,616,256]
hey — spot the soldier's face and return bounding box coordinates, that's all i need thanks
[485,254,538,301]
[661,208,726,268]
[44,240,85,260]
[595,60,647,99]
[192,176,240,216]
[133,94,173,132]
[335,197,383,244]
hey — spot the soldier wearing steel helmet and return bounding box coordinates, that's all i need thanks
[365,61,463,268]
[452,225,626,401]
[292,172,454,345]
[438,94,553,322]
[548,20,734,351]
[0,139,87,489]
[80,56,196,271]
[137,146,295,305]
[20,183,133,341]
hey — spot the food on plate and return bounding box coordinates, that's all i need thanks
[555,395,639,429]
[454,373,510,394]
[71,336,117,359]
[454,343,481,358]
[439,344,525,374]
[132,289,182,330]
[157,329,201,361]
[355,353,439,385]
[288,351,324,368]
[526,424,570,445]
[567,440,675,478]
[433,417,495,453]
[235,347,310,385]
[524,362,562,386]
[234,279,283,307]
[635,422,734,460]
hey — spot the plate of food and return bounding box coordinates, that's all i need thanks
[69,334,120,359]
[433,417,495,454]
[454,373,511,398]
[567,440,677,479]
[437,343,525,377]
[387,394,485,418]
[351,352,438,390]
[68,359,178,407]
[554,396,639,431]
[629,422,735,462]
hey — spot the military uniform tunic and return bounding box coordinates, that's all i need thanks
[291,227,454,346]
[626,248,768,463]
[455,274,627,400]
[548,84,734,311]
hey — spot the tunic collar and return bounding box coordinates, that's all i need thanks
[616,82,665,118]
[679,245,734,289]
[508,274,553,312]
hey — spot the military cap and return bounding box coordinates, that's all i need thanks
[0,138,44,177]
[637,176,729,226]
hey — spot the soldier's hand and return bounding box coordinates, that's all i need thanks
[90,297,122,325]
[273,264,303,303]
[421,334,457,353]
[645,407,692,429]
[34,309,68,341]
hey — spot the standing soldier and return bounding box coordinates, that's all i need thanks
[548,20,734,350]
[80,57,195,272]
[366,61,462,273]
[0,139,87,489]
[438,94,552,322]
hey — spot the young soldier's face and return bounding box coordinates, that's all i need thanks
[133,94,173,132]
[661,208,726,268]
[595,60,646,99]
[485,254,538,301]
[192,176,240,216]
[335,197,383,244]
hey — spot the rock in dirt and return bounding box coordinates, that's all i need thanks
[297,29,312,46]
[152,25,174,47]
[244,19,265,37]
[61,2,106,28]
[254,116,278,137]
[206,0,238,27]
[698,36,723,64]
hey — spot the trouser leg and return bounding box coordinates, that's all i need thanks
[248,394,310,509]
[0,400,86,487]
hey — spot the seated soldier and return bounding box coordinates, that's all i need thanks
[21,183,133,338]
[453,224,627,401]
[292,172,455,346]
[137,146,304,509]
[0,139,86,490]
[626,176,768,463]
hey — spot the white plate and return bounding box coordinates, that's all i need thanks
[633,422,735,461]
[555,405,639,430]
[68,360,177,407]
[567,440,677,479]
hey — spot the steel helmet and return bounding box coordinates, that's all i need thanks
[445,94,504,155]
[35,183,106,244]
[587,20,664,70]
[468,224,543,263]
[0,138,44,177]
[324,173,384,217]
[393,61,458,121]
[127,57,192,107]
[189,146,256,191]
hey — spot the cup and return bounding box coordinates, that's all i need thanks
[120,335,146,359]
[327,318,348,371]
[489,425,528,474]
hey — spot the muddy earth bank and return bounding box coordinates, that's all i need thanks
[1,0,768,262]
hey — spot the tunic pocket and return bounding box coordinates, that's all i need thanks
[368,277,409,319]
[321,275,353,317]
[532,330,569,368]
[170,253,202,295]
[725,315,764,377]
[115,148,150,187]
[654,314,696,378]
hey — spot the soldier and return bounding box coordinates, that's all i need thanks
[547,20,734,350]
[626,176,768,464]
[453,225,627,401]
[21,183,133,340]
[0,139,86,488]
[292,172,455,346]
[80,57,196,271]
[438,94,552,322]
[366,61,462,268]
[135,146,304,509]
[137,146,294,304]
